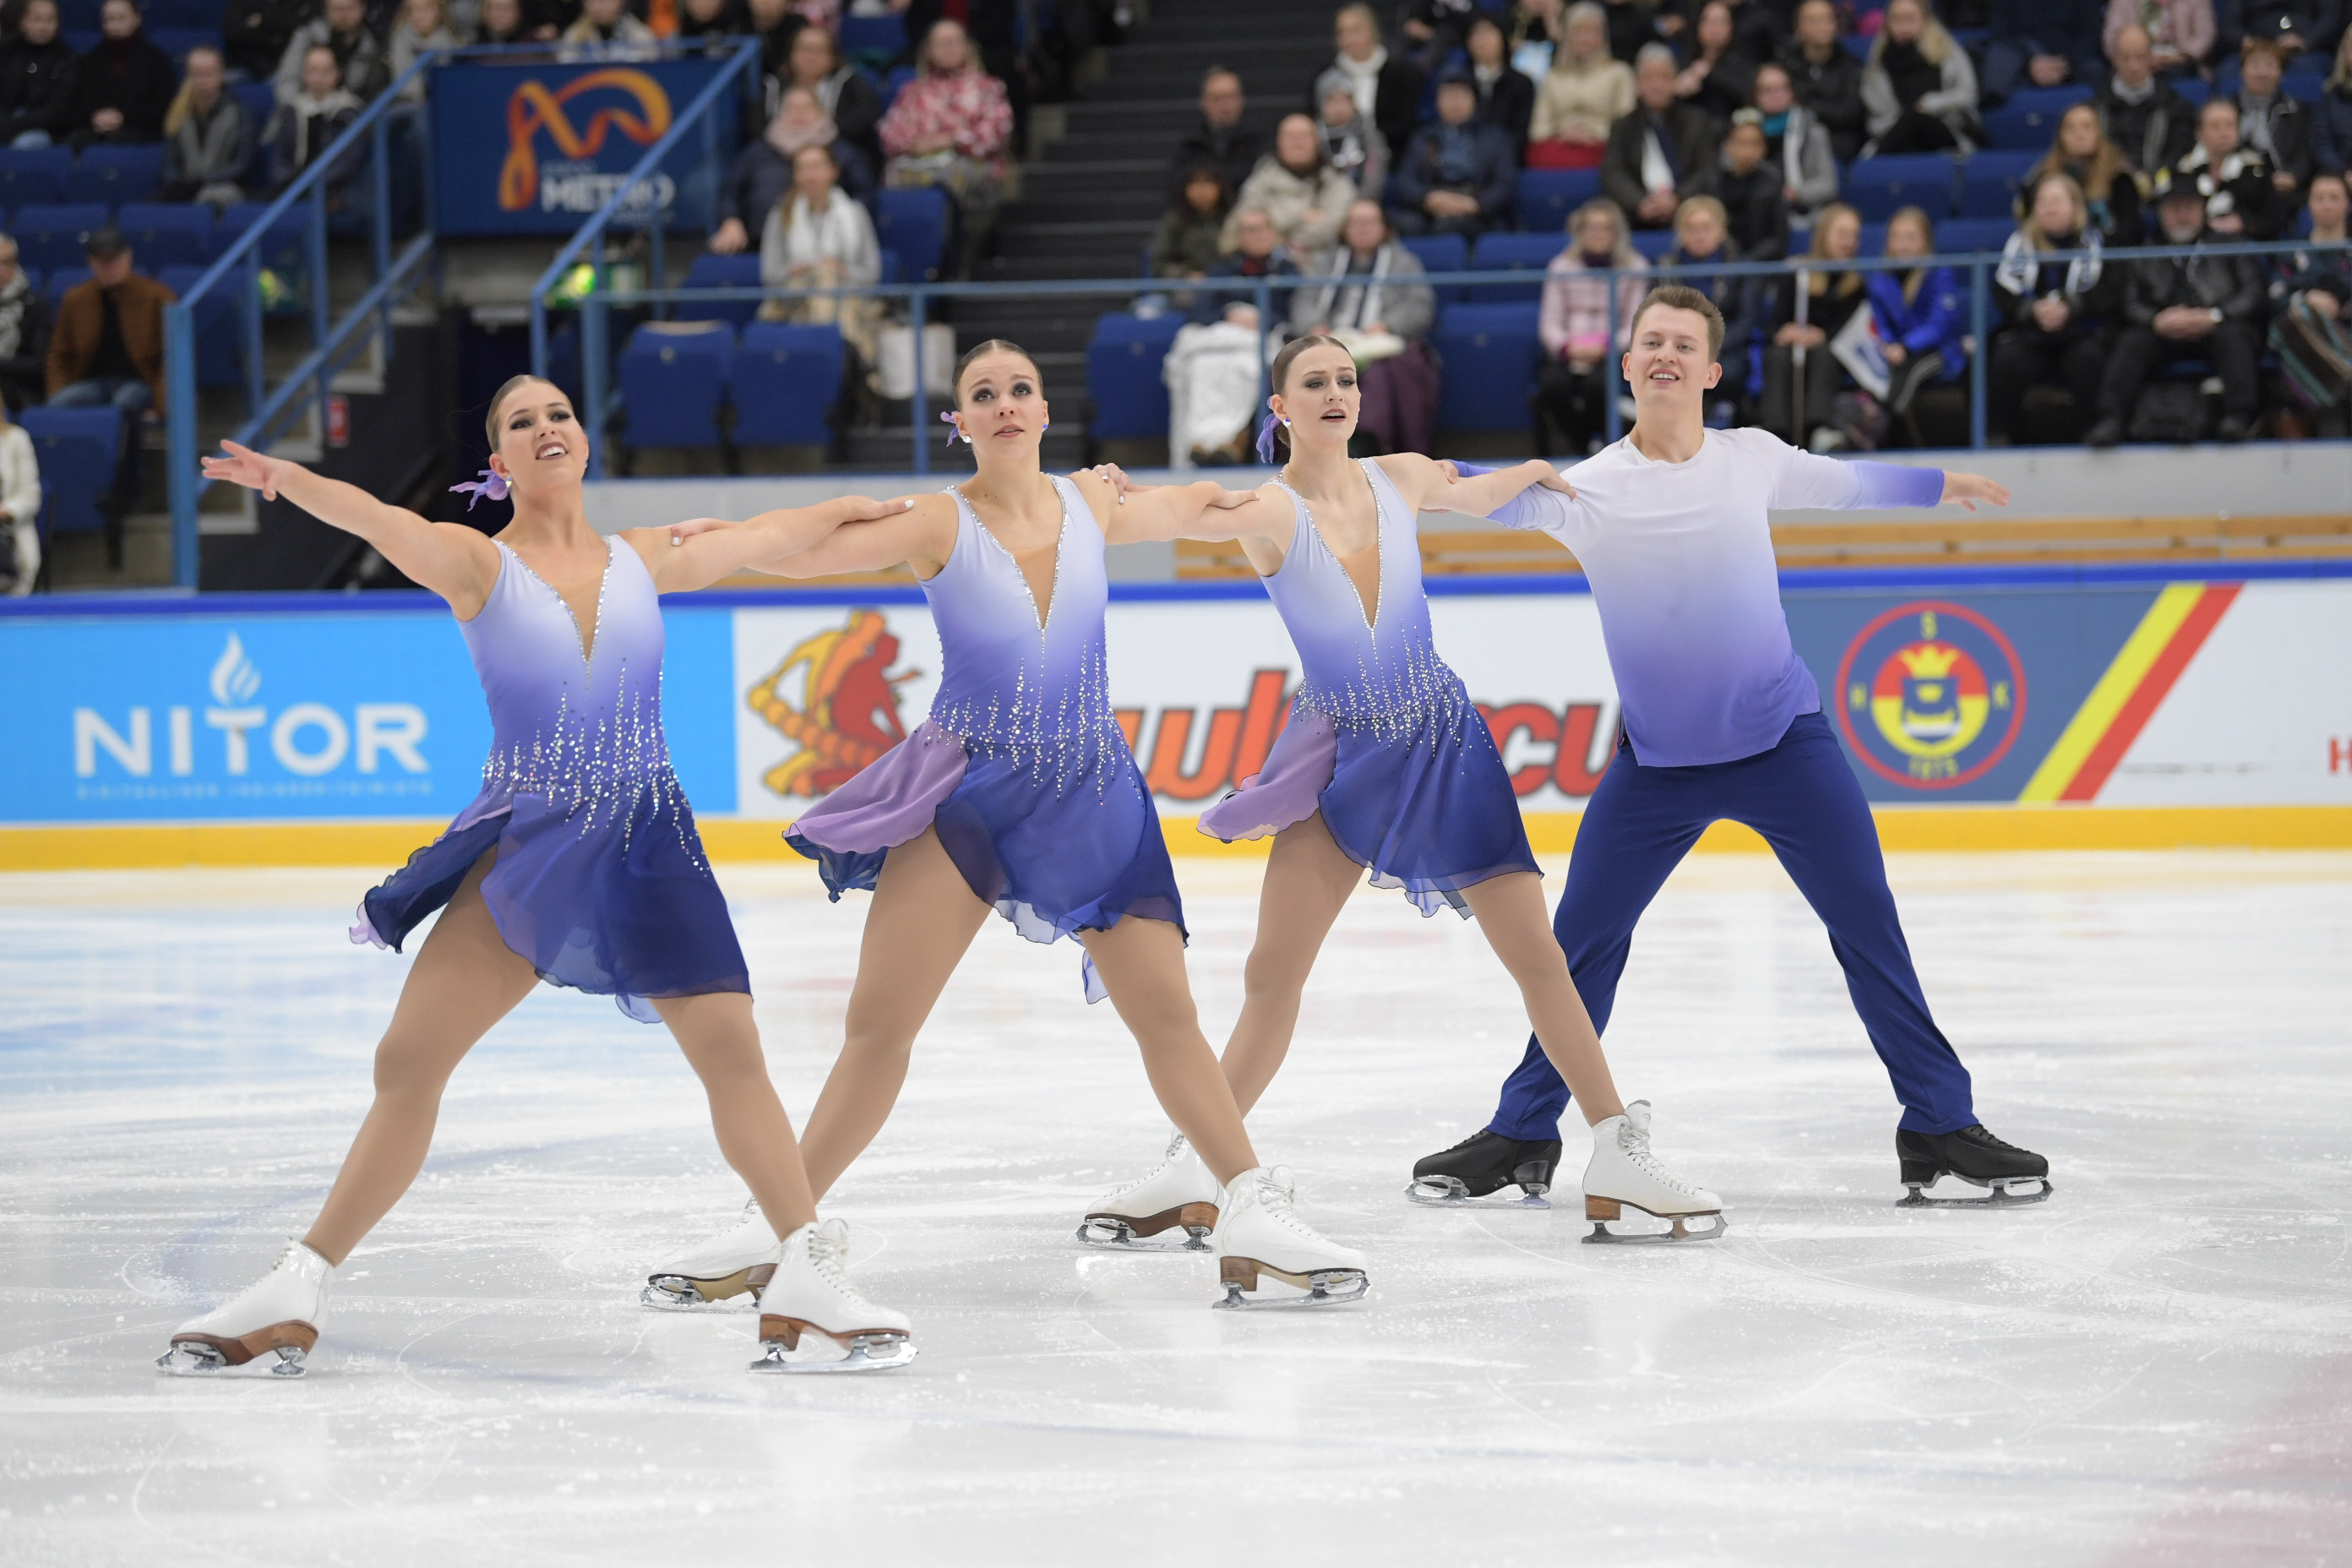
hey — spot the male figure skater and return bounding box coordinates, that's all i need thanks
[1416,285,2052,1210]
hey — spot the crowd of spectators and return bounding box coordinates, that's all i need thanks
[1147,0,2352,460]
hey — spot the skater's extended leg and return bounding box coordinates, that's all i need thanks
[303,850,540,1266]
[798,827,991,1200]
[1078,914,1258,1184]
[1220,812,1364,1115]
[654,992,818,1235]
[1457,870,1625,1125]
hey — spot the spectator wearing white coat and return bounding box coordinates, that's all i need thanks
[0,396,39,596]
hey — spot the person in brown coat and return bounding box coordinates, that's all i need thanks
[47,226,174,420]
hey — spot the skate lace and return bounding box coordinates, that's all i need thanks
[1618,1126,1707,1199]
[807,1222,858,1298]
[1961,1124,2026,1155]
[1251,1170,1320,1239]
[1107,1133,1190,1200]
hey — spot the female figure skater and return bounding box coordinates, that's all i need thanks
[159,378,919,1377]
[1081,335,1722,1248]
[646,341,1368,1310]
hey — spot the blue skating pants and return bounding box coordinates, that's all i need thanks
[1487,711,1978,1141]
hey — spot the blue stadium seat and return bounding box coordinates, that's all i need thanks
[1466,231,1561,303]
[142,0,218,24]
[1841,33,1870,60]
[1433,302,1541,434]
[1515,167,1603,234]
[158,264,242,389]
[150,27,212,60]
[1086,312,1184,441]
[1935,216,2014,253]
[879,247,902,283]
[874,185,950,280]
[838,12,906,58]
[1399,231,1466,302]
[20,406,123,539]
[0,146,72,209]
[77,144,166,204]
[55,0,105,26]
[729,323,843,445]
[231,80,275,168]
[618,322,732,449]
[1859,220,1888,256]
[1957,152,2039,218]
[1631,228,1674,260]
[214,202,306,268]
[1979,84,2093,150]
[14,204,110,273]
[42,264,92,314]
[884,65,917,110]
[676,252,762,327]
[2175,78,2211,107]
[116,203,214,269]
[1843,154,1958,219]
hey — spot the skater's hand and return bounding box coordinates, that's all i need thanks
[1206,487,1258,509]
[1938,471,2010,511]
[665,516,734,546]
[201,439,289,499]
[1082,462,1141,504]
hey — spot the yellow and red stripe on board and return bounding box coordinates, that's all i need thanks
[2018,582,2242,803]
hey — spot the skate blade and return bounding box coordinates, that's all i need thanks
[1897,1175,2053,1209]
[641,1262,774,1310]
[1075,1216,1216,1252]
[1211,1260,1370,1310]
[749,1332,918,1374]
[1403,1176,1551,1211]
[155,1342,310,1378]
[1582,1199,1727,1244]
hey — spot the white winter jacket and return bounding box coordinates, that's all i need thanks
[0,422,41,594]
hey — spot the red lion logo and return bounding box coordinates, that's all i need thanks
[749,611,917,797]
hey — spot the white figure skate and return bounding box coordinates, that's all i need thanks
[1582,1101,1726,1243]
[751,1218,918,1373]
[643,1198,781,1309]
[1079,1132,1220,1250]
[1211,1166,1369,1309]
[155,1239,332,1376]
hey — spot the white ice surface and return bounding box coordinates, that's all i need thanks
[1,852,2348,1566]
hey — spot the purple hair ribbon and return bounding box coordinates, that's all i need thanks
[1254,411,1283,465]
[939,411,960,447]
[449,468,509,510]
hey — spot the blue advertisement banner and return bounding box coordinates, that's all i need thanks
[0,606,737,825]
[429,56,733,237]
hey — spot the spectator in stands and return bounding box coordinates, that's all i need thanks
[0,0,74,150]
[0,232,52,415]
[1982,0,2106,103]
[473,0,538,46]
[877,17,1015,271]
[2027,101,2144,244]
[1865,205,1968,444]
[710,84,874,254]
[1194,205,1303,325]
[1509,0,1565,80]
[1672,1,1757,128]
[1526,2,1633,171]
[1861,0,1980,155]
[1600,0,1655,65]
[2313,29,2352,174]
[2235,37,2313,194]
[1759,201,1866,446]
[160,45,255,207]
[1660,193,1755,423]
[1315,72,1389,200]
[1152,164,1230,280]
[1714,111,1788,257]
[1174,66,1260,201]
[2166,97,2287,236]
[2099,23,2198,172]
[1750,63,1838,229]
[783,23,881,173]
[747,0,799,85]
[70,0,173,148]
[1780,0,1867,162]
[679,0,751,47]
[388,0,463,101]
[1402,0,1484,69]
[2268,168,2352,433]
[275,0,383,106]
[0,390,35,596]
[1225,112,1355,260]
[1989,172,2119,440]
[1390,69,1518,237]
[1465,13,1536,150]
[2087,168,2265,443]
[758,141,882,368]
[1316,3,1424,160]
[48,225,172,435]
[2103,0,2215,75]
[563,0,656,47]
[2226,0,2343,57]
[1289,199,1440,454]
[264,42,362,194]
[1170,205,1300,466]
[1604,42,1719,229]
[227,0,318,85]
[1534,196,1648,453]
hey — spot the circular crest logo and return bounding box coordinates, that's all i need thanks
[1833,602,2026,788]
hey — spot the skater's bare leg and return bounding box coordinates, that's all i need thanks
[302,851,538,1265]
[1079,915,1259,1184]
[1221,813,1361,1115]
[1458,871,1625,1125]
[653,992,819,1236]
[797,828,991,1200]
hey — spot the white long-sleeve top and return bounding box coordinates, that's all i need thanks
[0,422,41,591]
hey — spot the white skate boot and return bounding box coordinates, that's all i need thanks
[1079,1132,1220,1251]
[156,1239,332,1376]
[751,1218,918,1374]
[1210,1166,1369,1309]
[1582,1101,1726,1243]
[643,1198,781,1309]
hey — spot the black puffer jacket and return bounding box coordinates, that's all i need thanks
[0,33,76,145]
[2123,239,2269,327]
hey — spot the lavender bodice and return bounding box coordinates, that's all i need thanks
[921,476,1124,791]
[1264,459,1458,737]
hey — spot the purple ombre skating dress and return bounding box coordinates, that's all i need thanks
[352,536,749,1023]
[786,476,1184,998]
[1198,459,1538,914]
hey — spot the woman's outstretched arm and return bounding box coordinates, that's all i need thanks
[1067,469,1272,547]
[628,494,919,593]
[1374,453,1576,520]
[202,440,500,612]
[662,493,961,581]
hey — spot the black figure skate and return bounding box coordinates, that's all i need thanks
[1406,1130,1562,1209]
[1896,1124,2052,1208]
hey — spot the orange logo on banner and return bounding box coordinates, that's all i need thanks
[749,611,917,797]
[498,69,672,212]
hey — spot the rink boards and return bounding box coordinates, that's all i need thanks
[3,566,2349,865]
